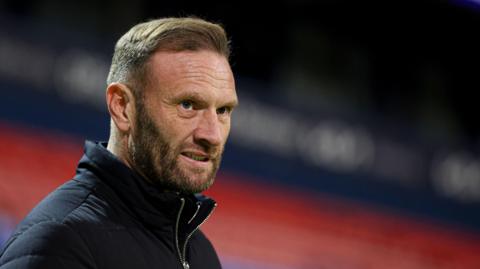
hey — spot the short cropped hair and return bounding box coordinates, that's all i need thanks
[107,17,230,94]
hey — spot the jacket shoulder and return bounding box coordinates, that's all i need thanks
[0,179,98,268]
[22,178,96,225]
[0,219,95,269]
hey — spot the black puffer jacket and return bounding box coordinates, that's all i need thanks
[0,141,222,269]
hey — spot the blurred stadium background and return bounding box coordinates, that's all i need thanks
[1,0,480,268]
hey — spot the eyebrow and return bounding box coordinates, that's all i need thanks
[175,91,238,108]
[224,98,239,108]
[175,92,208,105]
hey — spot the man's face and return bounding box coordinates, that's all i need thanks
[128,50,237,194]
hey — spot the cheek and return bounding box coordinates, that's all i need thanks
[165,119,197,143]
[221,123,231,142]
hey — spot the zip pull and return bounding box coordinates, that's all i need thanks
[183,261,190,269]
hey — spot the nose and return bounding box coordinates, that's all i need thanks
[193,109,223,147]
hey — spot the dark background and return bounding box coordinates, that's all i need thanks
[2,0,479,145]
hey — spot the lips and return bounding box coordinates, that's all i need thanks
[181,152,210,162]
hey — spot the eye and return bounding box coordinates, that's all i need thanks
[217,106,232,115]
[180,100,193,110]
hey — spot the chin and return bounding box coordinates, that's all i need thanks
[186,177,215,193]
[188,176,213,187]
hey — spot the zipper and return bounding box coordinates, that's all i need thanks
[187,202,201,224]
[175,199,217,269]
[175,198,186,269]
[181,202,217,268]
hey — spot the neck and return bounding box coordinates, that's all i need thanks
[107,135,156,186]
[107,134,133,170]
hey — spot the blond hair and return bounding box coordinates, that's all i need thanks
[107,17,230,93]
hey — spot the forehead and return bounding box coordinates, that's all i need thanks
[145,50,236,102]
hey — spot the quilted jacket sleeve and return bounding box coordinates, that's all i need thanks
[0,220,96,269]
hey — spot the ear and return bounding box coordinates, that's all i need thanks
[106,83,135,133]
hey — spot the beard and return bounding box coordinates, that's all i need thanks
[128,101,222,194]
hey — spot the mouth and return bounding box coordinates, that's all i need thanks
[181,152,210,162]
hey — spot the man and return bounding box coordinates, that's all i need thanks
[0,17,237,269]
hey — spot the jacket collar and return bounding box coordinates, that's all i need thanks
[74,141,217,234]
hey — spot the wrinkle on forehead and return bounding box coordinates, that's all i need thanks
[147,50,235,92]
